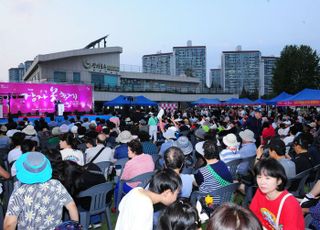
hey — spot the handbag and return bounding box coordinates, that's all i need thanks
[55,220,83,230]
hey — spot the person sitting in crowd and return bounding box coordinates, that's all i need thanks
[261,120,275,145]
[114,130,136,159]
[8,132,25,166]
[207,202,262,230]
[138,131,158,155]
[0,125,10,149]
[115,168,182,230]
[117,139,154,195]
[250,158,304,229]
[194,140,233,203]
[256,138,296,179]
[59,133,84,166]
[219,133,239,163]
[164,146,194,198]
[291,133,314,174]
[4,152,79,229]
[157,199,201,230]
[236,129,257,175]
[85,133,114,164]
[22,124,39,146]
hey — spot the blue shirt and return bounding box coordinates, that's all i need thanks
[114,143,128,159]
[237,143,257,174]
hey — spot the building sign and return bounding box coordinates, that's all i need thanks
[82,59,120,73]
[0,82,92,114]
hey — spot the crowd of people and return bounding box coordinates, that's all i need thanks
[0,105,319,229]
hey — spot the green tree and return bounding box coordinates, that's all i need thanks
[272,45,320,95]
[184,68,194,77]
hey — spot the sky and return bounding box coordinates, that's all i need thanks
[0,0,319,82]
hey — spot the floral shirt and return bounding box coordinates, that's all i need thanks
[6,179,73,230]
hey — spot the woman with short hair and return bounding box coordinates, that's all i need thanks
[250,158,304,229]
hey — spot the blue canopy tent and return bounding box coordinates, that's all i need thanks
[253,98,268,105]
[191,98,221,106]
[104,95,157,106]
[277,89,320,106]
[266,92,292,105]
[224,98,254,106]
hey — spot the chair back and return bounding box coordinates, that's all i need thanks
[190,182,240,205]
[94,161,112,177]
[77,182,113,216]
[116,171,154,210]
[287,168,313,197]
[226,159,242,179]
[114,158,129,177]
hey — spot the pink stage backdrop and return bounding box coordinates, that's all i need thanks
[0,82,93,114]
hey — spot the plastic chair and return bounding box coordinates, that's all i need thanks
[94,161,112,178]
[190,182,240,206]
[286,168,313,197]
[309,163,320,187]
[77,182,114,230]
[225,159,242,180]
[116,171,154,210]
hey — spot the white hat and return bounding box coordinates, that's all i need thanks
[195,141,205,155]
[222,134,239,147]
[52,127,61,136]
[174,136,193,155]
[70,126,78,134]
[22,125,37,136]
[163,127,178,139]
[239,129,256,142]
[116,130,137,143]
[59,124,69,134]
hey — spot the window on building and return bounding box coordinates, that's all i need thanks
[91,73,104,87]
[73,72,81,83]
[53,71,66,82]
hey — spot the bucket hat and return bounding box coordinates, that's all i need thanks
[116,130,137,143]
[59,124,69,134]
[174,136,193,155]
[195,141,205,155]
[16,151,52,184]
[163,127,178,139]
[222,133,239,147]
[239,129,256,142]
[22,125,37,136]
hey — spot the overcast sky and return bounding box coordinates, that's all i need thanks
[0,0,319,82]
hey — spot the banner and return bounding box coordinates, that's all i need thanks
[0,82,93,114]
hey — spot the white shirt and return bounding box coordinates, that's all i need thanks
[8,148,22,164]
[116,187,153,230]
[60,148,84,166]
[85,144,114,164]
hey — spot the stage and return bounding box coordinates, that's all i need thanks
[0,114,111,125]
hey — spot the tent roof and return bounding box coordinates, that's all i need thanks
[104,95,157,106]
[267,92,292,105]
[277,88,320,106]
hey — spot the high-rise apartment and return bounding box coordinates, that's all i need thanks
[260,56,278,96]
[142,52,173,75]
[222,49,261,94]
[210,68,222,89]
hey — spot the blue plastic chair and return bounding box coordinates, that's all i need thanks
[116,171,154,210]
[94,161,112,178]
[77,182,114,230]
[190,182,240,206]
[225,159,242,180]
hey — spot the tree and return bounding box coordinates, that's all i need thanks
[184,68,194,77]
[272,45,320,95]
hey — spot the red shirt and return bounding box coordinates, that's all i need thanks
[250,189,304,230]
